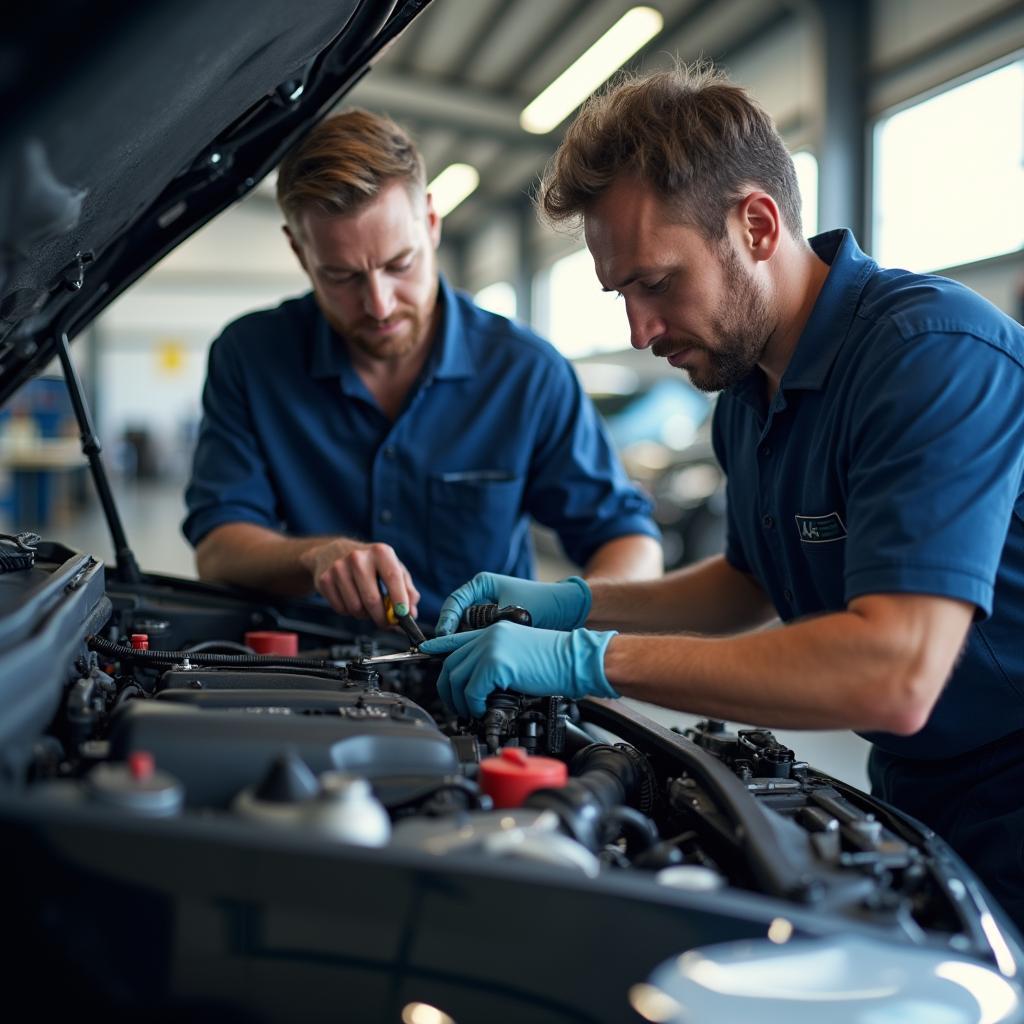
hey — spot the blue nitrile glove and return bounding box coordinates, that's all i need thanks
[419,621,618,719]
[434,573,592,636]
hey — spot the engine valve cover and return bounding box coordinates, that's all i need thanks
[108,684,457,807]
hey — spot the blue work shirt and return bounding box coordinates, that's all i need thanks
[712,230,1024,760]
[183,276,657,620]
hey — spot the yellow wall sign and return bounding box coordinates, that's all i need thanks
[155,339,186,375]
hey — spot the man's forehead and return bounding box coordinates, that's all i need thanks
[301,194,422,255]
[308,194,416,230]
[584,220,668,288]
[585,192,708,280]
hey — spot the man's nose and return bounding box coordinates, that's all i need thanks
[363,272,397,320]
[626,301,663,350]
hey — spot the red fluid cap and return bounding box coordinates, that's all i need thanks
[128,751,155,782]
[244,630,299,656]
[130,633,149,651]
[479,747,568,809]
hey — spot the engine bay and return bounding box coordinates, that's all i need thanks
[2,544,1021,1021]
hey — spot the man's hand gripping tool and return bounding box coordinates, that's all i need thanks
[355,603,532,666]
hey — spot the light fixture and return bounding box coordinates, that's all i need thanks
[428,163,479,217]
[401,1002,456,1024]
[628,982,683,1022]
[767,917,794,944]
[520,6,664,135]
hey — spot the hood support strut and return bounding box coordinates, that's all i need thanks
[54,328,141,583]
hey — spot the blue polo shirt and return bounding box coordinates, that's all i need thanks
[712,230,1024,759]
[183,276,657,620]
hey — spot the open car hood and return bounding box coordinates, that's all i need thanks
[0,0,429,406]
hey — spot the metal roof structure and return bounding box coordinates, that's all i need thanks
[346,0,800,240]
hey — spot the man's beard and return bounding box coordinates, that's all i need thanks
[683,242,775,393]
[343,308,426,361]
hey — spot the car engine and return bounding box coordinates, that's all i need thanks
[2,543,1022,1022]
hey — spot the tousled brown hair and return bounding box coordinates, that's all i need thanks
[276,108,425,232]
[539,62,802,240]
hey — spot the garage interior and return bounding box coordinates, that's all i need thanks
[2,0,1022,793]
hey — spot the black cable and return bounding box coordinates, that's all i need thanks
[0,532,40,572]
[88,635,345,677]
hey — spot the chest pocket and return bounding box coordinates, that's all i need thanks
[428,472,525,583]
[795,511,848,608]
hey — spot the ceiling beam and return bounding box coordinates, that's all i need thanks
[349,70,527,143]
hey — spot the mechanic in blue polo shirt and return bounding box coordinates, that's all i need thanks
[422,66,1024,927]
[182,109,662,627]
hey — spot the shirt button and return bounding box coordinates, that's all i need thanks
[762,514,774,529]
[759,445,771,458]
[783,588,794,603]
[379,509,393,524]
[383,445,396,459]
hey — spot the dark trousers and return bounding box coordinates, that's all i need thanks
[869,732,1024,934]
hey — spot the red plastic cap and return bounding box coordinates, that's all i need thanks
[479,747,568,809]
[128,751,154,782]
[245,630,299,656]
[130,633,149,651]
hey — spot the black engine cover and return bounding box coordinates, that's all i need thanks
[108,686,457,807]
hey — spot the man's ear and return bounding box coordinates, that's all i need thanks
[735,192,782,263]
[283,223,309,272]
[424,192,442,250]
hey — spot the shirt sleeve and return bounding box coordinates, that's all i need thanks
[843,330,1024,617]
[523,354,660,566]
[182,329,281,547]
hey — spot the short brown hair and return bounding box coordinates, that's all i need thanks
[539,62,802,240]
[276,108,425,230]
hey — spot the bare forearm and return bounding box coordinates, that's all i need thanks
[196,523,421,625]
[604,594,973,733]
[583,534,663,582]
[195,523,327,594]
[586,554,775,634]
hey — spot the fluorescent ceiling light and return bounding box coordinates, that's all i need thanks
[428,163,479,217]
[520,6,664,135]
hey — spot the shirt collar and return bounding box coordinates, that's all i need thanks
[430,274,475,381]
[309,273,474,389]
[777,228,877,392]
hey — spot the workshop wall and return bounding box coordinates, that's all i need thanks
[870,0,1024,114]
[32,0,1019,498]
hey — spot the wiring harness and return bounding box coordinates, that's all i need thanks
[0,532,40,572]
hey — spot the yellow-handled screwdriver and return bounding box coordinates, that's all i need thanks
[383,595,427,647]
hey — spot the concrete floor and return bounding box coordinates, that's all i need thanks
[37,478,872,790]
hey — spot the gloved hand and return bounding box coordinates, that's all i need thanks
[419,621,618,719]
[434,572,592,636]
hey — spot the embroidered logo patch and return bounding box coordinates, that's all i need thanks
[795,512,846,543]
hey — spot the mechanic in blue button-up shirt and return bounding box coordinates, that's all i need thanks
[183,110,661,627]
[423,66,1024,930]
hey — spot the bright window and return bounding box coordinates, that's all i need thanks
[792,150,818,237]
[543,248,630,358]
[873,60,1024,272]
[473,281,517,319]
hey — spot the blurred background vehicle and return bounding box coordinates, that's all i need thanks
[575,348,725,570]
[534,348,725,574]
